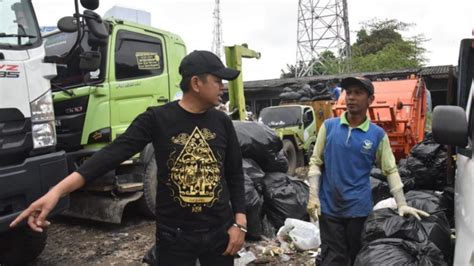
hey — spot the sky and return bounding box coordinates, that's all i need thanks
[34,0,474,81]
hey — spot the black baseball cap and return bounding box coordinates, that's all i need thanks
[340,77,374,95]
[179,50,240,80]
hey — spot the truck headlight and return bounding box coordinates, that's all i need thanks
[30,91,57,148]
[32,121,56,148]
[31,91,54,122]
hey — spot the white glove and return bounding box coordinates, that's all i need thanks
[307,165,321,221]
[387,172,430,220]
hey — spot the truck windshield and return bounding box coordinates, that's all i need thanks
[0,0,40,48]
[44,31,107,90]
[259,106,302,128]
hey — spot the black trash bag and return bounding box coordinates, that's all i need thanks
[309,88,319,97]
[242,158,265,193]
[299,96,312,102]
[440,187,454,228]
[313,82,326,92]
[143,244,157,265]
[244,174,264,240]
[370,167,415,192]
[299,84,312,98]
[233,121,282,172]
[282,86,293,93]
[279,91,301,100]
[355,238,446,266]
[401,175,416,192]
[262,172,309,229]
[407,136,448,190]
[405,190,452,261]
[398,158,412,178]
[371,168,385,181]
[311,95,332,101]
[263,150,289,174]
[370,177,391,205]
[362,190,451,261]
[261,214,277,238]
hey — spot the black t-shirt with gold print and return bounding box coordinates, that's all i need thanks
[77,101,245,229]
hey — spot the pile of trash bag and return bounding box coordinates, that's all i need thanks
[233,121,284,172]
[359,190,452,264]
[279,83,332,102]
[404,134,448,190]
[235,121,309,239]
[371,167,415,194]
[262,172,309,230]
[370,177,391,205]
[355,238,446,266]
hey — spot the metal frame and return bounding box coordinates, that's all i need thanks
[296,0,351,77]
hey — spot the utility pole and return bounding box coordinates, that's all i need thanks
[295,0,351,77]
[212,0,223,58]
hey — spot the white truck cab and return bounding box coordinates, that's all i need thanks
[433,38,474,265]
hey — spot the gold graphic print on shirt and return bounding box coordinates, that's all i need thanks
[169,127,221,212]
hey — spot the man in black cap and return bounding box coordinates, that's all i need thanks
[11,50,247,265]
[306,77,428,265]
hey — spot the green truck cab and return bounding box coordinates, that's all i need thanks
[259,105,317,175]
[44,19,187,223]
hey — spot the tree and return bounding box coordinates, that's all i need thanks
[280,50,340,78]
[281,19,427,77]
[350,19,427,72]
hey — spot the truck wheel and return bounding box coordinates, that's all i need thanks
[0,227,47,264]
[282,139,297,175]
[137,157,158,218]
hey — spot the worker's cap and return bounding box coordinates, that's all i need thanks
[179,50,240,81]
[340,77,374,95]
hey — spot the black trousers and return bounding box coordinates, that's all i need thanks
[319,213,367,266]
[154,221,234,266]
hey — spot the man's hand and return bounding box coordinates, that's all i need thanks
[223,225,245,256]
[307,166,321,221]
[9,188,61,232]
[398,205,430,220]
[307,196,321,221]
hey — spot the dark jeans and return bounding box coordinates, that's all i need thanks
[319,213,367,266]
[154,221,234,266]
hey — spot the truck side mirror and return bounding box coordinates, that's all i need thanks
[80,0,99,10]
[84,10,109,39]
[79,51,101,71]
[432,105,468,147]
[57,16,78,33]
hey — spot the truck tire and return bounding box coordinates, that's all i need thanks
[282,139,297,175]
[137,157,158,218]
[0,227,47,264]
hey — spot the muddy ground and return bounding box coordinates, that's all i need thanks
[33,209,155,265]
[32,212,315,266]
[32,168,312,265]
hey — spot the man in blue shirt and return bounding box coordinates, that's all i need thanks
[307,77,428,265]
[327,79,341,101]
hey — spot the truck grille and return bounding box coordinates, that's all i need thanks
[54,96,89,152]
[0,108,33,166]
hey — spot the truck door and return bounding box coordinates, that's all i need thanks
[108,29,169,138]
[454,39,474,264]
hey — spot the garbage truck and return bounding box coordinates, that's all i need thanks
[432,38,473,265]
[0,0,108,263]
[44,3,260,223]
[258,99,333,175]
